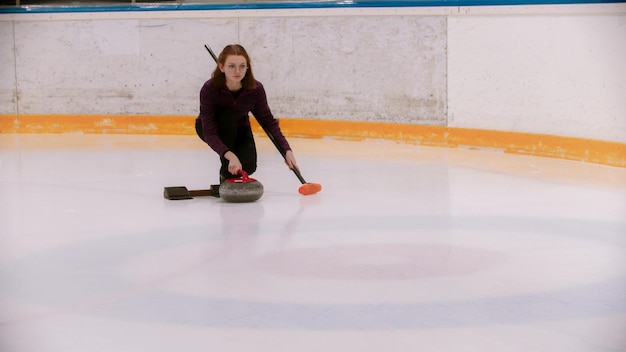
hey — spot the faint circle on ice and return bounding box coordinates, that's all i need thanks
[252,243,506,280]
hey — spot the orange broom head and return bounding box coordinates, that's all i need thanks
[298,183,322,195]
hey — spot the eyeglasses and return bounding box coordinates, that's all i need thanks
[225,64,248,72]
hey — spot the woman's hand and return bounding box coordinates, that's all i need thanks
[284,150,299,171]
[224,151,242,175]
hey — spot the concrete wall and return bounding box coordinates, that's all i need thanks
[0,4,624,143]
[242,15,447,125]
[0,21,16,115]
[8,19,236,116]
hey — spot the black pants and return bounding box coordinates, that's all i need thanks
[195,110,257,182]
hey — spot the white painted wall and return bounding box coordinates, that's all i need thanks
[1,4,624,143]
[448,14,626,142]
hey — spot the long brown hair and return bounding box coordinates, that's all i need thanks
[211,44,257,90]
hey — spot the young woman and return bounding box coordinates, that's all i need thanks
[195,44,299,184]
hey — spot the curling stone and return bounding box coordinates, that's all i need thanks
[219,171,264,203]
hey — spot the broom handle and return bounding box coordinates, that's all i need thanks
[204,44,308,185]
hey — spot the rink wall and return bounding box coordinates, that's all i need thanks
[0,2,625,167]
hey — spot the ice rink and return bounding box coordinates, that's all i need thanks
[1,133,625,351]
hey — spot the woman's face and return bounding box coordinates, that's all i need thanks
[220,55,248,86]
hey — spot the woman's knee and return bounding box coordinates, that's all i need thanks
[195,118,205,142]
[244,163,257,175]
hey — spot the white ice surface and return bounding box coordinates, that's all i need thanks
[1,134,625,352]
